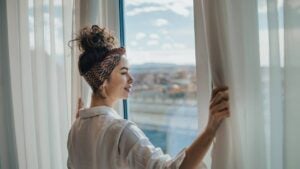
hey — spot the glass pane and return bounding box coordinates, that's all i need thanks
[124,0,198,157]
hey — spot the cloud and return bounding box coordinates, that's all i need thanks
[147,40,159,46]
[153,18,169,27]
[167,2,190,17]
[126,6,168,16]
[136,32,147,40]
[149,33,160,39]
[126,0,192,8]
[162,43,172,50]
[125,0,193,17]
[126,0,174,6]
[173,43,186,49]
[161,43,186,50]
[160,29,169,35]
[130,41,138,47]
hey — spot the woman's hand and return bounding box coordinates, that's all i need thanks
[76,98,84,119]
[179,87,230,169]
[206,86,230,133]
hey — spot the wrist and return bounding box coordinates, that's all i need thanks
[206,120,220,134]
[204,126,217,138]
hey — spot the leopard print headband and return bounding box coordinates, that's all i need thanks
[82,47,126,92]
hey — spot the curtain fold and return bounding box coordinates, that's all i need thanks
[5,0,73,168]
[266,0,284,169]
[204,0,267,168]
[194,0,300,168]
[0,0,19,168]
[283,0,300,168]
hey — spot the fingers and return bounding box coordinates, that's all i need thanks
[211,100,229,113]
[210,89,229,109]
[211,86,228,99]
[219,109,230,118]
[208,100,230,130]
[77,98,84,110]
[210,87,230,120]
[76,98,84,119]
[213,109,230,128]
[207,88,230,131]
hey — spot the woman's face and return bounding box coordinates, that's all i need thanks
[104,56,133,100]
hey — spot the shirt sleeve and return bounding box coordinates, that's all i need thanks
[118,122,207,169]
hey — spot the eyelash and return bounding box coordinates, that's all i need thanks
[121,72,127,75]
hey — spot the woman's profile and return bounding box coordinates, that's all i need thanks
[67,25,230,169]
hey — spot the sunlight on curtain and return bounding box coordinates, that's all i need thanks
[6,0,73,168]
[194,0,300,168]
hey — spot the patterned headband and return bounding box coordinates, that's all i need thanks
[82,47,126,92]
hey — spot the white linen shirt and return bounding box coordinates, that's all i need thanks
[67,106,206,169]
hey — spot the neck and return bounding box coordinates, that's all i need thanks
[90,93,116,108]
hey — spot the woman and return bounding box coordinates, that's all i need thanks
[67,25,230,169]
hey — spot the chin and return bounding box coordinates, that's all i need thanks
[121,94,130,99]
[121,90,131,99]
[123,95,129,99]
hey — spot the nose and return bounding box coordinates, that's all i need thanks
[128,73,134,84]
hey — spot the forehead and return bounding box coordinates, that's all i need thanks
[116,56,129,68]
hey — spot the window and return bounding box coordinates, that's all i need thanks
[124,0,198,157]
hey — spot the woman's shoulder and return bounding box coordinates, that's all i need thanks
[108,118,145,138]
[108,118,134,131]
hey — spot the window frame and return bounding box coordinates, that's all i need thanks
[119,0,129,119]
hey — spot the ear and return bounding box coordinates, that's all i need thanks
[101,80,109,98]
[102,79,108,87]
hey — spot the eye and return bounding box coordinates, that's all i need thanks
[121,72,127,75]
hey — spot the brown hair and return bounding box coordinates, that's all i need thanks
[71,25,119,75]
[70,25,126,97]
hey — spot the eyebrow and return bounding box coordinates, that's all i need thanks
[120,67,129,71]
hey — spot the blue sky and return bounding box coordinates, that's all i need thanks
[124,0,197,65]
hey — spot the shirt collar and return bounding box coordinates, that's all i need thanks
[79,105,122,119]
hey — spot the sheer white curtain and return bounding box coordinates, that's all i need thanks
[194,0,300,168]
[5,0,73,168]
[0,0,19,168]
[283,0,300,168]
[71,0,122,118]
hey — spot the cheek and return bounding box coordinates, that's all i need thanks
[110,76,127,92]
[119,75,128,85]
[107,85,122,97]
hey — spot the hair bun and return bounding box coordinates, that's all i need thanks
[77,25,117,52]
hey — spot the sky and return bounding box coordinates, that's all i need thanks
[124,0,197,65]
[124,0,285,67]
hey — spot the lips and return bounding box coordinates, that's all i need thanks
[124,85,132,93]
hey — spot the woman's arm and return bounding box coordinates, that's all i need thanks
[180,87,230,169]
